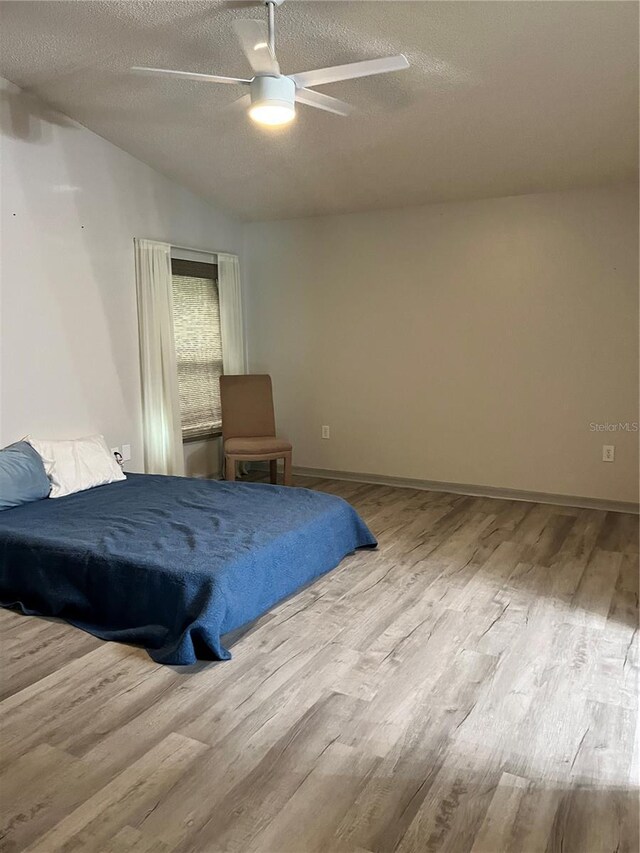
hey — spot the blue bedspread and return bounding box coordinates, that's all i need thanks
[0,474,376,664]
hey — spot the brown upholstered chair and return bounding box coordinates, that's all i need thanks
[220,374,292,485]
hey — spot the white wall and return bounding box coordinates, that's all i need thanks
[244,184,639,504]
[0,79,240,474]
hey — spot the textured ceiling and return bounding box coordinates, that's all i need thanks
[0,1,637,221]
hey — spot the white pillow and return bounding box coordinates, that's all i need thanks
[27,434,126,498]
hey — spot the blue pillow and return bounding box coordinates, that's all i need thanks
[0,441,51,510]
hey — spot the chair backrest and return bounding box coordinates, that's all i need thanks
[220,374,276,440]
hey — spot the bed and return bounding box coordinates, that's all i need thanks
[0,474,376,664]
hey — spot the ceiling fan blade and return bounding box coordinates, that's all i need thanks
[132,67,250,85]
[295,88,352,117]
[290,54,409,90]
[233,20,280,77]
[222,93,252,113]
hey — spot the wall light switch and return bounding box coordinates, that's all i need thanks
[321,425,330,440]
[602,445,615,462]
[121,444,132,462]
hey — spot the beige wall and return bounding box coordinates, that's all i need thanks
[183,437,221,479]
[244,184,639,504]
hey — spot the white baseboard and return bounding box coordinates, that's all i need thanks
[255,463,638,514]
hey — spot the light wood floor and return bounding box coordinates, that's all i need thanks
[0,476,638,853]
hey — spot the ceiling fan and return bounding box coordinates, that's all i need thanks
[132,0,409,127]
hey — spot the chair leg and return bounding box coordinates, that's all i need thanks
[226,456,236,482]
[269,459,278,485]
[283,451,292,486]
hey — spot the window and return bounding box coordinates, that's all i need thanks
[171,259,223,440]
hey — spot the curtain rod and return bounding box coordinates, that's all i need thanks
[134,238,236,256]
[170,243,237,257]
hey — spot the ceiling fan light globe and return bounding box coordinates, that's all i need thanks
[249,102,295,125]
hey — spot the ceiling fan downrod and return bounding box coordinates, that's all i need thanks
[266,1,276,58]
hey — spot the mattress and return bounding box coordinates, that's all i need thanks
[0,473,376,664]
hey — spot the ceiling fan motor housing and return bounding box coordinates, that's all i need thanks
[250,74,295,111]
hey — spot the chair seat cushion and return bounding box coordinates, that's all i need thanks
[224,436,292,456]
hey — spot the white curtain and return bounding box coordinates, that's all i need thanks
[218,253,247,375]
[217,252,247,476]
[134,238,185,476]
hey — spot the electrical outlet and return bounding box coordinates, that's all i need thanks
[121,444,132,462]
[321,425,330,440]
[602,445,615,462]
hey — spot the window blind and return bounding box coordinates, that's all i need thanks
[171,260,222,440]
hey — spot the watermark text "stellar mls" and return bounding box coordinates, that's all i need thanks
[589,422,639,432]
